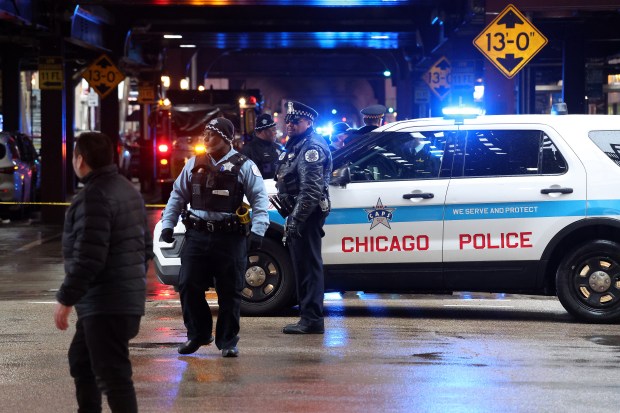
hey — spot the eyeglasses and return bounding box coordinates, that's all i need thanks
[285,117,303,125]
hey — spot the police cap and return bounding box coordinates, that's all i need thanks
[360,104,387,119]
[285,101,318,123]
[255,113,277,131]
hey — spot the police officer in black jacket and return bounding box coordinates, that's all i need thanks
[346,104,387,143]
[241,113,283,179]
[275,101,332,334]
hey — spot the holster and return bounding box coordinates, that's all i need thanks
[269,194,295,218]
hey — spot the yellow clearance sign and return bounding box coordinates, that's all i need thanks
[82,54,125,98]
[473,4,547,79]
[422,56,451,100]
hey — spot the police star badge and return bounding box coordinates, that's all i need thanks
[304,149,320,162]
[220,162,235,172]
[364,198,396,229]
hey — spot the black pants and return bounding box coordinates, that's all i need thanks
[179,229,246,349]
[288,208,326,326]
[68,315,141,413]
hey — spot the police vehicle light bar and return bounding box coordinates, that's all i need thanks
[442,106,483,118]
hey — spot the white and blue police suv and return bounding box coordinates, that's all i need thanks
[153,112,620,322]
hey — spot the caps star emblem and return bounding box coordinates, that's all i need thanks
[364,198,396,230]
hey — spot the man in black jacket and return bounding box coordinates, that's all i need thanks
[54,132,152,413]
[276,101,332,334]
[241,113,282,179]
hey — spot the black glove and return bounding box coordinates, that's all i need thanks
[285,218,303,239]
[247,233,264,250]
[161,228,174,243]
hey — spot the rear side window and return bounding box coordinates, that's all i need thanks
[0,142,6,159]
[452,129,567,177]
[589,130,620,167]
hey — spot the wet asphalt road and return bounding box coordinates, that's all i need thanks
[1,210,620,412]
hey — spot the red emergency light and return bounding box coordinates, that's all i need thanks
[158,144,170,153]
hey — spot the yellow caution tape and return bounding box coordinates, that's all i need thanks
[0,201,167,209]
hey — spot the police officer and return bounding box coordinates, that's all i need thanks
[274,101,332,334]
[346,104,387,143]
[399,135,439,178]
[160,117,269,357]
[329,121,351,151]
[241,113,283,179]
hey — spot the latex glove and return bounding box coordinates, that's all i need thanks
[285,218,303,239]
[161,228,174,243]
[247,233,264,250]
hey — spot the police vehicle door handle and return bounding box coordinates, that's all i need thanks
[540,187,573,195]
[403,192,434,199]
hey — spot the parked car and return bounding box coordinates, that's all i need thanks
[13,133,40,200]
[0,132,36,219]
[153,112,620,322]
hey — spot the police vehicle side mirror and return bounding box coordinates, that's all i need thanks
[330,166,351,187]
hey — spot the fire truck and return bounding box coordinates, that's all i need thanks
[150,89,261,201]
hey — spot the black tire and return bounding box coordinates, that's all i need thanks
[556,240,620,322]
[240,237,296,315]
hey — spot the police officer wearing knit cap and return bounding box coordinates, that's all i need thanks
[161,116,269,357]
[241,113,283,179]
[275,101,332,334]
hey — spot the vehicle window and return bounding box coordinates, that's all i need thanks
[0,142,6,159]
[588,130,620,168]
[453,129,565,177]
[347,131,449,182]
[15,135,36,162]
[540,134,567,174]
[7,137,20,160]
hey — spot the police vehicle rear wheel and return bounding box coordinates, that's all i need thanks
[241,237,295,315]
[556,240,620,322]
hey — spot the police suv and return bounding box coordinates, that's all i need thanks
[153,113,620,322]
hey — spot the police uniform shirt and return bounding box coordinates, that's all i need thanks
[162,149,270,236]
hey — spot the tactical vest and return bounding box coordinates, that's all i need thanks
[190,153,247,213]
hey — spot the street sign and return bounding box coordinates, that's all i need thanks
[451,60,476,88]
[138,81,156,104]
[39,57,63,90]
[82,54,125,98]
[88,90,99,107]
[473,4,547,79]
[422,56,451,100]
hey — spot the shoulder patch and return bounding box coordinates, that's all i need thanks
[304,149,320,162]
[251,164,262,177]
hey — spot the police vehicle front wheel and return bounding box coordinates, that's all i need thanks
[240,237,295,316]
[556,240,620,322]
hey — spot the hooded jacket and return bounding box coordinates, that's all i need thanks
[56,164,153,318]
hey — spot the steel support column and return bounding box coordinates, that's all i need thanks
[562,32,586,114]
[1,47,20,131]
[40,39,67,224]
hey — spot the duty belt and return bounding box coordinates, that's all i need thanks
[185,217,240,233]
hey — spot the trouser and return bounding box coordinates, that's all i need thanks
[179,229,246,349]
[288,208,326,326]
[68,314,141,413]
